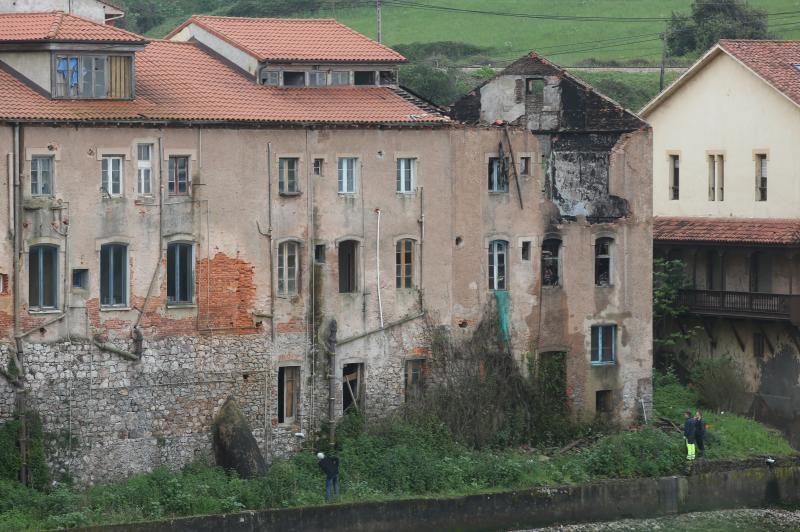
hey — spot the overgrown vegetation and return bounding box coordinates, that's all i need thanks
[573,70,681,111]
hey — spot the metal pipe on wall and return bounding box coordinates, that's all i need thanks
[375,208,384,328]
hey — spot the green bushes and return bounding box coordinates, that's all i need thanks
[0,412,49,491]
[690,356,748,413]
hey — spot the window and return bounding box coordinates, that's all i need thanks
[521,241,531,261]
[520,156,531,176]
[708,154,724,201]
[756,154,768,201]
[488,157,508,192]
[0,273,6,294]
[749,252,772,293]
[591,325,616,364]
[29,245,57,309]
[526,78,545,95]
[283,71,306,87]
[278,241,299,295]
[669,154,679,200]
[314,244,326,264]
[279,157,299,195]
[396,158,415,193]
[396,239,415,288]
[354,71,376,85]
[313,158,324,176]
[261,70,279,86]
[137,144,153,195]
[277,366,300,424]
[338,240,358,293]
[308,71,327,86]
[595,237,612,287]
[488,240,508,291]
[54,54,132,99]
[343,363,364,412]
[379,70,397,85]
[30,156,53,196]
[753,333,765,358]
[338,157,357,194]
[405,359,427,401]
[72,268,88,289]
[596,390,613,413]
[706,250,723,291]
[167,242,193,304]
[100,244,127,307]
[542,239,561,286]
[168,156,190,195]
[331,71,350,85]
[101,156,123,196]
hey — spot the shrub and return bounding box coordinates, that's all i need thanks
[690,356,748,413]
[577,427,684,478]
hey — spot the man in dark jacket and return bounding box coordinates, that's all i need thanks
[317,452,339,501]
[683,410,696,460]
[695,410,706,458]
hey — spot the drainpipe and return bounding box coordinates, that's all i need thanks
[418,186,425,305]
[327,320,337,445]
[375,209,384,329]
[267,143,275,342]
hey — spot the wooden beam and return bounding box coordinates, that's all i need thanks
[728,319,745,351]
[757,323,775,355]
[701,317,717,347]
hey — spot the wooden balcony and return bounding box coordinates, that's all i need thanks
[677,289,800,322]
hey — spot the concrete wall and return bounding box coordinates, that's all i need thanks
[647,52,800,218]
[170,25,260,77]
[0,52,51,94]
[85,460,800,532]
[0,0,122,23]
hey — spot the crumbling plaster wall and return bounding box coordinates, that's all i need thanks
[0,126,11,340]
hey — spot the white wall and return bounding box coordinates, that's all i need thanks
[169,24,260,77]
[0,52,51,93]
[0,0,122,23]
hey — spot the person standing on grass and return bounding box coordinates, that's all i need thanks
[695,410,706,458]
[683,410,696,461]
[317,452,340,501]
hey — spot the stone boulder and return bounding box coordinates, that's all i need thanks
[212,397,267,479]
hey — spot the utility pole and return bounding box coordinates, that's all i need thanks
[659,23,668,91]
[377,0,383,43]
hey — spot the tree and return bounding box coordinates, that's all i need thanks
[399,64,465,106]
[652,258,696,369]
[667,0,770,57]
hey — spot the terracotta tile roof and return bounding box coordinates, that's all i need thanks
[654,217,800,246]
[167,15,405,63]
[0,12,144,43]
[0,40,445,124]
[719,39,800,107]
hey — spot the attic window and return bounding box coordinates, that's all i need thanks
[53,54,132,99]
[795,64,800,72]
[380,70,397,85]
[283,71,306,87]
[261,70,280,86]
[354,71,376,85]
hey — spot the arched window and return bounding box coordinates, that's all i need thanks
[29,245,58,309]
[594,237,613,287]
[488,240,508,290]
[100,243,128,306]
[396,239,415,288]
[278,241,299,295]
[542,239,561,286]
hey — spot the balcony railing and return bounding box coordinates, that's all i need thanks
[677,289,792,320]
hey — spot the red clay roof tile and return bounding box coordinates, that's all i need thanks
[0,12,145,42]
[719,39,800,107]
[654,217,800,246]
[167,15,405,63]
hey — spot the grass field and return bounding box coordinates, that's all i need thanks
[142,0,800,66]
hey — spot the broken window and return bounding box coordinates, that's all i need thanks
[137,143,153,196]
[277,241,299,295]
[54,54,132,99]
[72,268,88,290]
[488,240,508,291]
[380,70,397,85]
[101,155,123,196]
[753,333,765,358]
[521,241,531,261]
[708,154,724,201]
[488,157,508,192]
[756,154,767,201]
[308,71,327,86]
[167,242,194,304]
[542,238,561,287]
[526,78,545,95]
[749,252,772,293]
[279,157,299,195]
[405,359,427,401]
[314,244,326,264]
[591,325,616,364]
[338,240,358,293]
[29,245,58,309]
[669,154,679,200]
[396,239,415,288]
[338,157,357,194]
[168,156,190,195]
[594,237,612,287]
[331,71,350,85]
[706,250,723,291]
[354,71,376,85]
[520,156,531,176]
[396,158,415,193]
[283,71,306,87]
[342,363,364,412]
[313,158,324,176]
[261,70,280,86]
[100,243,127,307]
[31,155,53,196]
[278,366,300,424]
[595,390,613,413]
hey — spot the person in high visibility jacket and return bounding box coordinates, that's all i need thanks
[684,410,696,460]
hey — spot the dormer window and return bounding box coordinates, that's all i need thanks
[261,70,280,86]
[331,71,350,85]
[283,71,306,87]
[308,71,327,86]
[53,54,132,99]
[354,71,376,85]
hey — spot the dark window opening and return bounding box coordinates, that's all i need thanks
[521,241,531,261]
[354,71,376,85]
[591,325,616,364]
[100,243,127,306]
[749,252,772,293]
[405,359,427,401]
[753,333,765,358]
[315,244,326,264]
[596,389,613,413]
[72,268,88,289]
[29,245,57,309]
[670,154,680,200]
[542,238,561,286]
[343,363,364,412]
[756,154,768,201]
[526,78,545,95]
[338,240,358,293]
[167,242,193,304]
[283,71,306,87]
[379,70,396,85]
[595,237,612,287]
[706,250,723,291]
[278,366,300,424]
[520,156,531,176]
[488,157,509,192]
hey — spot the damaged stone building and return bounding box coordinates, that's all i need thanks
[0,10,653,483]
[642,40,800,446]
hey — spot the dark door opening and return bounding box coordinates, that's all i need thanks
[338,240,358,293]
[343,363,364,413]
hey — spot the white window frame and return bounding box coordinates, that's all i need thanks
[488,157,508,193]
[591,324,616,365]
[331,71,350,85]
[308,71,327,86]
[279,157,299,195]
[488,240,508,291]
[277,240,299,295]
[137,143,153,196]
[396,158,416,193]
[338,157,358,194]
[594,237,613,287]
[101,155,124,197]
[756,153,768,202]
[708,153,724,202]
[31,155,54,197]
